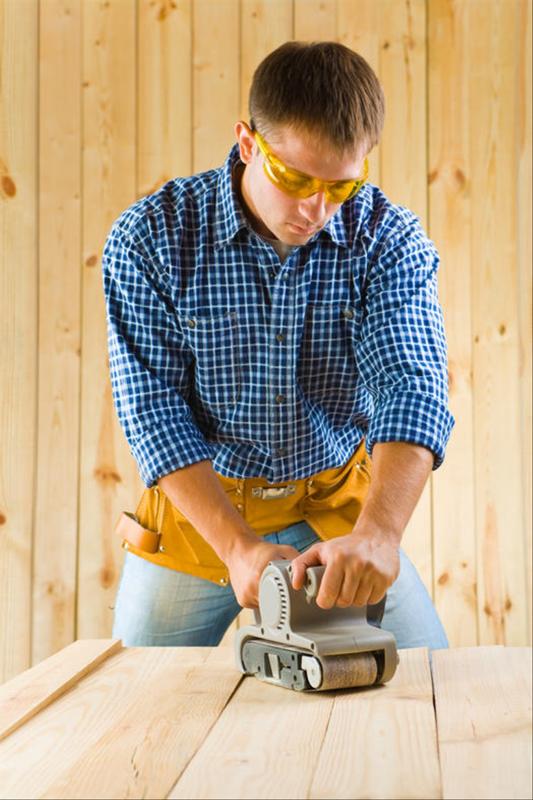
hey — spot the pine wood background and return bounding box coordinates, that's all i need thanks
[1,0,531,681]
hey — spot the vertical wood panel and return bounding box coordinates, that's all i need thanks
[294,0,337,40]
[429,0,478,646]
[33,0,82,666]
[240,0,294,123]
[469,0,528,645]
[378,0,433,596]
[77,0,138,638]
[138,0,192,194]
[0,0,38,681]
[337,0,382,184]
[517,0,532,645]
[0,0,531,676]
[192,0,240,172]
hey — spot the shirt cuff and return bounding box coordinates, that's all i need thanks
[364,391,455,470]
[130,420,217,488]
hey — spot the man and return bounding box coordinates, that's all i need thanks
[103,41,454,649]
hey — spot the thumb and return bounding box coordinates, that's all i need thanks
[290,545,323,590]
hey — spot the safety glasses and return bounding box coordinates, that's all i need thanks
[249,123,369,204]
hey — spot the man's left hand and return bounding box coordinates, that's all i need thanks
[290,528,401,609]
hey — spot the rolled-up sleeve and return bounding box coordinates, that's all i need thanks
[102,223,216,487]
[356,214,455,469]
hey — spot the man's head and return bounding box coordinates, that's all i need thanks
[234,41,385,245]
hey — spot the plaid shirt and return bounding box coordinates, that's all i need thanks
[102,142,455,489]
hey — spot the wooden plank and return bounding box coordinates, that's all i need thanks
[516,0,532,646]
[32,0,82,668]
[294,0,337,40]
[469,0,528,645]
[0,0,38,682]
[378,0,434,600]
[192,0,239,172]
[240,0,294,122]
[428,0,478,646]
[138,0,192,192]
[168,647,439,799]
[337,0,382,183]
[309,647,440,799]
[0,638,121,743]
[432,646,532,799]
[0,646,241,800]
[77,0,140,639]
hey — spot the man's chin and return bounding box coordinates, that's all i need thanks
[282,223,318,243]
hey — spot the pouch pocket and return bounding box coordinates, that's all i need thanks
[178,309,241,408]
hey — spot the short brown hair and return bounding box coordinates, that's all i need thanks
[249,41,385,156]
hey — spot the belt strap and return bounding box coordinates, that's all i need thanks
[115,511,161,554]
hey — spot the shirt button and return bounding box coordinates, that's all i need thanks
[237,503,244,511]
[270,270,276,278]
[342,308,355,319]
[277,447,286,456]
[276,333,284,342]
[187,318,196,328]
[282,273,288,280]
[275,394,286,404]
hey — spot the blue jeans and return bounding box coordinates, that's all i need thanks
[112,520,449,651]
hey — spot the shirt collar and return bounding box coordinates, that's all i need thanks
[214,142,351,250]
[214,143,249,248]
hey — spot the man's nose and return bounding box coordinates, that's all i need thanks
[298,190,327,224]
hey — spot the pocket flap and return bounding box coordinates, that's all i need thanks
[114,511,161,554]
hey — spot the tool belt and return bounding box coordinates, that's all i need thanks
[114,438,372,586]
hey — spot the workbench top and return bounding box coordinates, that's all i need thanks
[0,640,531,799]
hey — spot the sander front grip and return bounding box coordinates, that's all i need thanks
[290,562,387,625]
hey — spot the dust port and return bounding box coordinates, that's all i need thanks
[261,627,264,635]
[286,633,290,640]
[311,642,316,650]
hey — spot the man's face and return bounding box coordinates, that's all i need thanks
[234,121,368,245]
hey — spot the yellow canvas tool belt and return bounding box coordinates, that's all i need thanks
[114,438,372,586]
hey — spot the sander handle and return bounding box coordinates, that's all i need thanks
[287,561,387,624]
[286,563,326,600]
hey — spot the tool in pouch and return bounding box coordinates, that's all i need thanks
[115,485,166,554]
[235,559,399,692]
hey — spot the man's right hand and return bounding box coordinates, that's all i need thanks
[223,533,300,608]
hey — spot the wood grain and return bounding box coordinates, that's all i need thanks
[469,0,528,646]
[428,0,478,647]
[0,638,121,742]
[168,648,440,800]
[0,646,241,800]
[432,646,532,799]
[0,0,38,683]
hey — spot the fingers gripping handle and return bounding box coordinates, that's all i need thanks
[287,563,326,600]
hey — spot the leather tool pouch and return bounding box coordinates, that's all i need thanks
[114,510,161,554]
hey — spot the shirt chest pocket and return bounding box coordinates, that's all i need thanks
[297,302,363,414]
[178,310,241,408]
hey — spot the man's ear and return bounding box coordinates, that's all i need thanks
[234,121,256,165]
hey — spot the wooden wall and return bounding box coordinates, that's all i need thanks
[0,0,531,681]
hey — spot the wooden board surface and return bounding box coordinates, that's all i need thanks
[432,646,532,800]
[0,641,531,799]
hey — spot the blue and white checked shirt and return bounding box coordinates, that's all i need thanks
[102,143,455,489]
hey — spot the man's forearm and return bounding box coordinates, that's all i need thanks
[354,442,434,542]
[157,460,256,561]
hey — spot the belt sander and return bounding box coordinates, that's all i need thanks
[234,559,399,691]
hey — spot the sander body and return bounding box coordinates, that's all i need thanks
[234,560,399,691]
